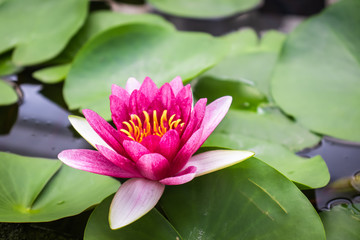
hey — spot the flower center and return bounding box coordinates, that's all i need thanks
[120,110,184,142]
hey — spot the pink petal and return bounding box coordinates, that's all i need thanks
[180,98,207,145]
[158,130,180,161]
[150,83,175,113]
[129,90,150,116]
[160,166,196,185]
[58,149,138,178]
[175,84,192,124]
[199,96,232,145]
[182,150,254,177]
[126,77,141,94]
[171,127,203,175]
[169,76,183,96]
[83,109,126,156]
[110,95,129,130]
[109,178,165,229]
[136,153,171,181]
[68,115,112,150]
[141,135,161,153]
[96,145,142,177]
[111,84,130,102]
[122,140,150,162]
[139,77,158,103]
[160,83,176,109]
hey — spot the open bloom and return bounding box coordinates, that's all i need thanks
[58,76,253,229]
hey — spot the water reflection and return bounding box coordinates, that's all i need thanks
[299,137,360,210]
[0,84,91,158]
[0,103,18,134]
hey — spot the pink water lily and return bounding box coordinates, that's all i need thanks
[58,76,254,229]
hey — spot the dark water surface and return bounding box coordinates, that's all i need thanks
[0,83,90,158]
[299,138,360,210]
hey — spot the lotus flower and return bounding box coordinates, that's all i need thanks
[58,76,254,229]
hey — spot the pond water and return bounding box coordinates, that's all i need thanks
[299,138,360,210]
[0,80,91,159]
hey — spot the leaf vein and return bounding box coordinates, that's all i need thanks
[248,178,288,214]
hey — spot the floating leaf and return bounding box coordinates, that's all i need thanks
[0,152,119,222]
[204,133,329,189]
[220,28,258,55]
[0,0,88,66]
[320,204,360,240]
[64,24,227,119]
[193,76,266,111]
[161,158,326,239]
[84,195,180,240]
[0,79,17,106]
[148,0,262,18]
[0,52,22,76]
[35,11,174,83]
[203,30,286,99]
[214,109,320,152]
[32,63,71,84]
[271,0,360,142]
[57,11,174,63]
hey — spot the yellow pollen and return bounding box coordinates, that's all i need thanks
[120,110,184,142]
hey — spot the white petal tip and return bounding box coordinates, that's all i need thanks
[108,179,165,230]
[186,150,255,177]
[109,217,132,230]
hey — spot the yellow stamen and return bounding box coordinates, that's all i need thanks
[120,129,135,141]
[120,110,184,142]
[143,111,151,135]
[153,110,159,135]
[132,114,142,130]
[122,122,133,134]
[160,110,167,133]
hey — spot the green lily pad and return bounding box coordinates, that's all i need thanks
[204,133,329,189]
[204,30,286,99]
[161,158,325,239]
[57,11,174,63]
[32,63,71,84]
[84,195,181,240]
[148,0,261,18]
[35,11,174,83]
[214,108,321,152]
[0,79,17,106]
[64,24,227,120]
[0,52,22,76]
[271,0,360,142]
[193,76,267,111]
[320,204,360,240]
[219,28,258,55]
[0,0,88,66]
[0,152,119,222]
